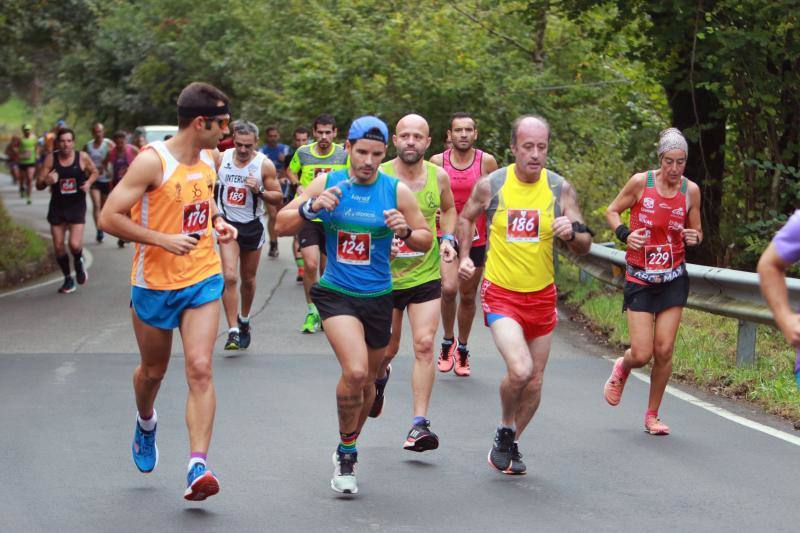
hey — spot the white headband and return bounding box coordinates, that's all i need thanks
[657,128,688,158]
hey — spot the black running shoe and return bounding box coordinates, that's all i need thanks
[96,230,104,243]
[238,318,251,349]
[58,277,76,294]
[224,331,240,350]
[488,427,525,474]
[403,419,440,452]
[75,259,87,285]
[117,239,126,248]
[508,442,527,474]
[369,365,390,418]
[268,241,279,258]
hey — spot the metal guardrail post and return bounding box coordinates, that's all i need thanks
[736,321,757,367]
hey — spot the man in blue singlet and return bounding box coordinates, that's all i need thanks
[276,116,432,495]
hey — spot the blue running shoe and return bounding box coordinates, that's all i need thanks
[184,462,220,501]
[132,420,158,473]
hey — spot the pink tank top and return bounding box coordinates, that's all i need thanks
[443,148,486,247]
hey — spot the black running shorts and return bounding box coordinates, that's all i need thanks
[469,245,486,268]
[310,284,393,348]
[392,278,442,311]
[227,218,266,251]
[47,199,86,225]
[622,274,689,314]
[298,219,326,254]
[91,181,111,194]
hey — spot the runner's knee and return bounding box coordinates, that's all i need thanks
[628,346,653,367]
[185,358,213,389]
[138,363,167,384]
[507,359,534,387]
[653,340,675,363]
[441,280,457,300]
[223,272,238,288]
[341,365,369,389]
[412,334,435,361]
[240,275,256,292]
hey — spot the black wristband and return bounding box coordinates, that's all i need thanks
[399,226,413,240]
[614,224,631,243]
[298,197,319,221]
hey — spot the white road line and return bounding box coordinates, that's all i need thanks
[0,243,94,299]
[626,364,800,447]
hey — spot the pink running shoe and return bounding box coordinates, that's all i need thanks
[603,357,629,406]
[644,415,670,435]
[438,341,456,373]
[454,345,471,377]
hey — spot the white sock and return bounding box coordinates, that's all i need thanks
[238,314,250,323]
[229,327,239,334]
[137,409,157,432]
[188,457,206,471]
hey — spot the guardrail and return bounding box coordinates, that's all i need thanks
[558,243,800,366]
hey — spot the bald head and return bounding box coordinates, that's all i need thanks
[393,114,431,165]
[510,114,550,147]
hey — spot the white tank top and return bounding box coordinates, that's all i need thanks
[216,148,266,223]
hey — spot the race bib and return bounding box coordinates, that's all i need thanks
[396,238,423,258]
[644,244,674,274]
[182,201,209,235]
[506,209,540,242]
[313,167,333,178]
[59,178,77,195]
[337,230,371,265]
[225,186,247,206]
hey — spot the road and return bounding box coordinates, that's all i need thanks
[1,179,798,532]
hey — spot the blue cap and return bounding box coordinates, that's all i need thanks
[55,119,66,127]
[347,115,389,145]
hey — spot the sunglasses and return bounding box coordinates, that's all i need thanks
[202,116,230,130]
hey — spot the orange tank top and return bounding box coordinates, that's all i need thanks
[130,141,221,290]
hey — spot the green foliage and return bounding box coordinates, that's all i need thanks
[0,198,49,276]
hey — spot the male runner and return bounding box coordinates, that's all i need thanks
[98,82,237,501]
[369,114,457,452]
[277,116,431,495]
[259,125,290,258]
[36,128,98,293]
[105,131,140,248]
[18,124,37,204]
[431,112,498,376]
[217,120,282,350]
[5,132,20,186]
[286,114,348,333]
[759,212,800,389]
[457,115,591,474]
[84,122,114,242]
[286,126,311,282]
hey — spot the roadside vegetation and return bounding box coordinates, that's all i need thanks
[0,197,52,286]
[556,262,800,425]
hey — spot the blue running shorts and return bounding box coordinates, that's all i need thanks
[131,274,223,330]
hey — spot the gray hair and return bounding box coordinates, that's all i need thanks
[510,114,551,146]
[232,119,259,139]
[657,127,688,158]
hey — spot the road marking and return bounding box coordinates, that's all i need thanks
[0,242,94,299]
[626,365,800,447]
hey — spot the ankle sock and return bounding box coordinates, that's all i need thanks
[645,409,658,420]
[442,337,454,347]
[412,416,427,426]
[238,314,250,324]
[338,431,358,455]
[188,452,207,471]
[137,409,157,432]
[375,371,390,385]
[228,327,240,334]
[56,254,71,277]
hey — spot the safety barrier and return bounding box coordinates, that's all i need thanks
[558,243,800,366]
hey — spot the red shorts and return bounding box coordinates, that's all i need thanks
[481,279,557,341]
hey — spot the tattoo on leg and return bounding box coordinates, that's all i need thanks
[337,394,363,427]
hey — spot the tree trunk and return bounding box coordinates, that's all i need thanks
[665,84,726,265]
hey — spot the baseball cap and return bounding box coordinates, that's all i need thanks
[347,115,389,144]
[22,124,32,131]
[55,119,67,127]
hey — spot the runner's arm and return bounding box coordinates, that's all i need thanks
[286,151,301,186]
[35,153,55,190]
[437,167,457,235]
[481,153,499,175]
[260,157,284,206]
[758,244,800,347]
[605,173,645,229]
[392,182,433,253]
[80,151,99,190]
[683,180,703,246]
[275,174,329,236]
[557,180,591,255]
[429,153,443,167]
[455,177,491,262]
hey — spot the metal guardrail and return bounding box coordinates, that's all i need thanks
[559,242,800,366]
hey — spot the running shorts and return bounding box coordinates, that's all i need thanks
[227,218,266,251]
[310,284,393,348]
[622,274,689,314]
[47,199,87,225]
[298,219,326,253]
[470,245,487,268]
[392,278,442,311]
[481,279,557,341]
[90,181,111,194]
[131,273,223,330]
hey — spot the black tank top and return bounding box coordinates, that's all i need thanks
[51,150,87,204]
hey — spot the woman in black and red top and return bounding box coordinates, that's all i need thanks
[602,128,703,435]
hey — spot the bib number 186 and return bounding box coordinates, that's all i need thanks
[506,209,540,242]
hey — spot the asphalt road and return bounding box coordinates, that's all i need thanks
[1,179,799,532]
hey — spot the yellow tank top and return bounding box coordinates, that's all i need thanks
[130,141,221,290]
[485,165,556,292]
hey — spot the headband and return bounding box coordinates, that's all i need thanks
[177,103,230,118]
[657,128,688,158]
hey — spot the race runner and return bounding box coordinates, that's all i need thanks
[99,82,237,501]
[603,127,702,436]
[18,124,38,204]
[276,115,431,494]
[285,126,311,282]
[259,124,291,258]
[84,122,114,243]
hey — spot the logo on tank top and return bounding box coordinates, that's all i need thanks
[671,207,684,217]
[643,197,655,209]
[351,194,371,203]
[187,172,203,181]
[638,213,654,226]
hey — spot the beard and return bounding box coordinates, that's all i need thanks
[399,148,424,164]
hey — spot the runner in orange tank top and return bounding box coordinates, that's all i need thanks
[99,82,237,502]
[603,127,703,436]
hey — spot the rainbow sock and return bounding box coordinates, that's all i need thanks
[338,431,358,455]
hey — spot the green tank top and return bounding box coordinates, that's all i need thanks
[288,142,348,188]
[380,160,441,290]
[19,135,37,164]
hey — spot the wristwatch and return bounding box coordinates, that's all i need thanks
[258,184,266,195]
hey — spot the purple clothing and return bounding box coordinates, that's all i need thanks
[770,209,800,374]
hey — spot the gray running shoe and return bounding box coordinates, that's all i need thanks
[331,451,358,494]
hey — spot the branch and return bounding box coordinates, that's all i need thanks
[445,0,535,58]
[689,0,712,180]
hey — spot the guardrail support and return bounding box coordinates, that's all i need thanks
[736,320,757,367]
